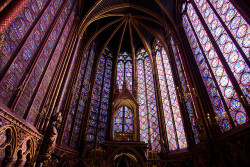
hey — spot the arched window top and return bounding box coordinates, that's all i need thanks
[153,39,164,52]
[117,51,133,92]
[118,52,132,61]
[136,48,148,60]
[136,48,161,152]
[153,39,187,150]
[102,47,112,58]
[114,106,134,134]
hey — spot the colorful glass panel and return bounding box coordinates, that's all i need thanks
[117,61,124,91]
[30,8,75,129]
[116,52,132,92]
[170,37,199,144]
[16,1,74,122]
[184,2,248,129]
[137,49,161,152]
[0,0,50,72]
[0,0,64,106]
[193,0,250,105]
[209,0,249,60]
[114,106,133,133]
[63,42,94,146]
[154,40,187,150]
[183,14,233,131]
[86,48,112,149]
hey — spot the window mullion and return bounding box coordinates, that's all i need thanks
[159,50,180,149]
[143,59,152,150]
[191,1,250,110]
[122,107,125,133]
[94,56,107,148]
[186,13,235,128]
[205,0,250,65]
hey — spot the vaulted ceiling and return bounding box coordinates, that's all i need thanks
[76,0,181,56]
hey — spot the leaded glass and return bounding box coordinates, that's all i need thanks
[63,42,95,146]
[193,0,250,104]
[137,49,161,152]
[116,52,133,92]
[114,106,133,133]
[86,48,112,150]
[209,0,249,59]
[0,0,65,106]
[183,15,233,131]
[16,2,73,122]
[154,40,187,150]
[170,37,199,144]
[0,0,49,72]
[183,1,248,130]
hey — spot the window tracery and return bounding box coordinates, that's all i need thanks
[117,52,133,92]
[153,40,187,150]
[114,106,134,141]
[63,42,95,146]
[86,48,113,149]
[137,48,161,152]
[169,37,199,144]
[182,0,249,132]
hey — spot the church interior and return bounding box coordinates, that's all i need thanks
[0,0,250,166]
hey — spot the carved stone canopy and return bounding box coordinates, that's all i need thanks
[113,80,138,112]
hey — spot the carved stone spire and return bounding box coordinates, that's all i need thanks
[114,82,120,99]
[122,80,129,91]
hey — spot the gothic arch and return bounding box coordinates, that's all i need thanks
[106,145,146,167]
[14,136,35,164]
[0,125,17,158]
[111,84,139,141]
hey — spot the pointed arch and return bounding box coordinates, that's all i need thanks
[86,48,113,149]
[136,48,161,152]
[117,52,133,92]
[153,39,187,150]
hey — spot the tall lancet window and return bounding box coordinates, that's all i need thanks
[0,0,67,106]
[182,0,249,132]
[137,49,161,152]
[153,40,187,151]
[114,106,134,141]
[63,42,95,147]
[169,36,199,144]
[86,48,112,149]
[117,52,133,92]
[0,0,76,125]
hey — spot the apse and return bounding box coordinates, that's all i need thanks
[0,0,249,166]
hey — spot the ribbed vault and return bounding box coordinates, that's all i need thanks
[76,0,179,56]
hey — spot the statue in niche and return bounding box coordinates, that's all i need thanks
[36,112,62,167]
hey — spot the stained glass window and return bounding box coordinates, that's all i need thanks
[182,0,249,131]
[153,40,187,150]
[193,0,249,103]
[137,49,161,152]
[169,37,199,144]
[0,0,65,107]
[63,42,95,146]
[0,0,50,72]
[86,48,113,150]
[114,106,133,134]
[29,8,76,130]
[117,52,133,92]
[16,1,75,123]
